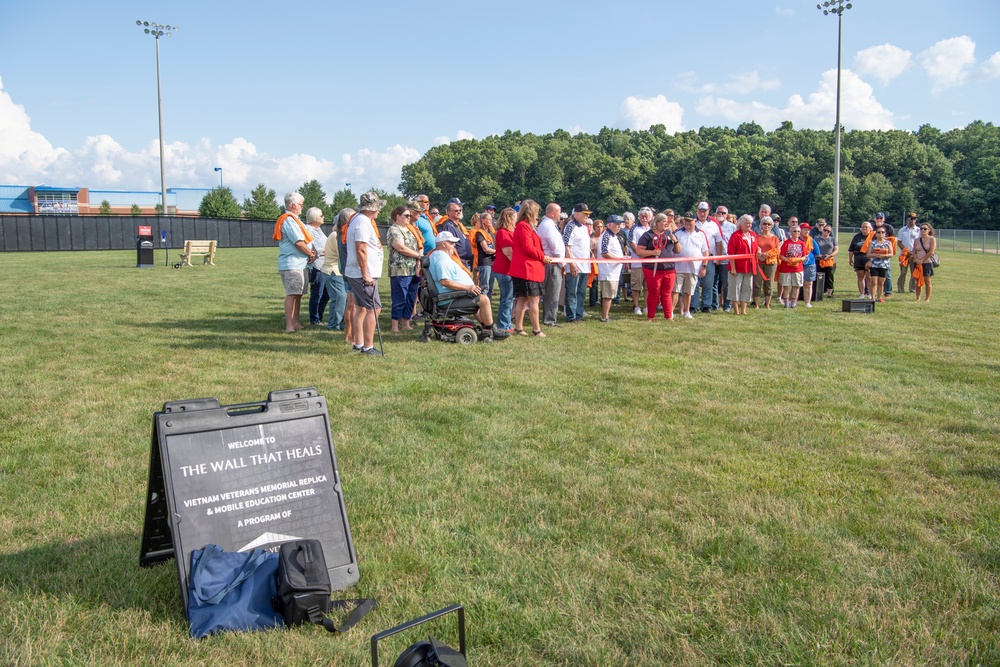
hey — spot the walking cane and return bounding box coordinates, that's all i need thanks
[369,282,384,355]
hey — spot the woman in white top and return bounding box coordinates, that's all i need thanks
[305,207,329,325]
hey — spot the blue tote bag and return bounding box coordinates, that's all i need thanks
[187,544,283,639]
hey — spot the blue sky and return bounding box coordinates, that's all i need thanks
[2,0,998,200]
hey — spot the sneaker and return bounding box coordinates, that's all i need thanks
[683,312,694,319]
[361,347,383,356]
[352,344,363,352]
[805,303,812,308]
[884,293,892,299]
[491,325,510,339]
[600,317,610,322]
[700,307,711,314]
[582,312,592,318]
[634,307,643,315]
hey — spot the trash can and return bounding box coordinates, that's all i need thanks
[814,272,824,301]
[137,225,154,268]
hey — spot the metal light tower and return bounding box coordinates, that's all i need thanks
[817,1,852,239]
[214,167,223,188]
[136,20,178,215]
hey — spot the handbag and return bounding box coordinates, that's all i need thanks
[187,544,283,639]
[272,539,375,632]
[930,252,941,268]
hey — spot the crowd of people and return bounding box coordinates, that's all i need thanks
[273,191,939,347]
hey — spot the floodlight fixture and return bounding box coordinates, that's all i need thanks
[136,19,179,215]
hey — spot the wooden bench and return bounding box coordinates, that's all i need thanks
[179,240,217,266]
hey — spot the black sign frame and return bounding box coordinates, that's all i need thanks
[139,388,359,611]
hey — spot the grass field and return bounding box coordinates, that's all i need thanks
[1,247,998,666]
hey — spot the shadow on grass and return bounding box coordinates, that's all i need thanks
[958,466,1000,482]
[129,313,355,353]
[0,531,184,620]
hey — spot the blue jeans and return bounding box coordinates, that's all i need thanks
[324,273,346,330]
[308,268,329,323]
[695,261,717,310]
[390,275,419,321]
[495,273,514,330]
[478,265,493,298]
[564,271,588,321]
[714,262,728,309]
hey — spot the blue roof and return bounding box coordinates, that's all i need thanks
[34,185,82,192]
[0,185,33,213]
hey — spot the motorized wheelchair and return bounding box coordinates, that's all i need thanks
[417,255,505,344]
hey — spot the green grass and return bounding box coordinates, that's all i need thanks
[1,248,998,666]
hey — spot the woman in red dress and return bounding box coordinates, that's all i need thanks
[508,200,550,336]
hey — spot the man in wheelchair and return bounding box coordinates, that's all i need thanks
[424,231,509,342]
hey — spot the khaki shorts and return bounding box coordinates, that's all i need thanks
[600,279,619,299]
[280,269,308,296]
[630,267,645,294]
[673,273,699,295]
[779,272,804,287]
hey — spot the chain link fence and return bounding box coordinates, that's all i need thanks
[838,227,1000,255]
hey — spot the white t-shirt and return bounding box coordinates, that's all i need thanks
[696,218,723,256]
[564,222,591,274]
[345,212,384,279]
[536,216,565,258]
[674,227,710,274]
[597,230,624,280]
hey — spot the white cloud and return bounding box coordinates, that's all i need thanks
[701,71,781,95]
[979,51,1000,80]
[696,69,894,131]
[0,75,72,182]
[0,75,419,196]
[433,130,476,145]
[678,71,781,95]
[854,44,912,84]
[774,6,795,17]
[619,95,685,133]
[919,36,976,93]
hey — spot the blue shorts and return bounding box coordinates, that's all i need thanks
[803,264,817,282]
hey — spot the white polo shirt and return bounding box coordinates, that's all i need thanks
[674,227,710,274]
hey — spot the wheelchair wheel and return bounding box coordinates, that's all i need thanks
[455,327,478,344]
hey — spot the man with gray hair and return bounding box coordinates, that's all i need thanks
[628,208,652,315]
[536,203,565,327]
[274,192,317,332]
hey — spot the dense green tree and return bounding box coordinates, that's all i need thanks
[198,187,242,219]
[298,179,333,220]
[98,200,112,215]
[242,184,281,220]
[396,121,1000,230]
[130,203,142,216]
[331,188,358,214]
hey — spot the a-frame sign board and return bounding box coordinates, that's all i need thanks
[140,388,359,611]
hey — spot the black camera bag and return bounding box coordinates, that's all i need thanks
[272,539,374,632]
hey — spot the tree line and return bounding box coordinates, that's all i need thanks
[198,120,998,229]
[199,181,408,225]
[398,120,1000,229]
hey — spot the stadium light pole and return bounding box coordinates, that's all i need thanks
[817,0,852,239]
[214,167,223,188]
[136,20,178,215]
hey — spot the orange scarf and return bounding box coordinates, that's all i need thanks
[911,261,925,287]
[860,230,897,255]
[469,228,494,270]
[272,212,313,244]
[899,247,911,267]
[406,223,425,252]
